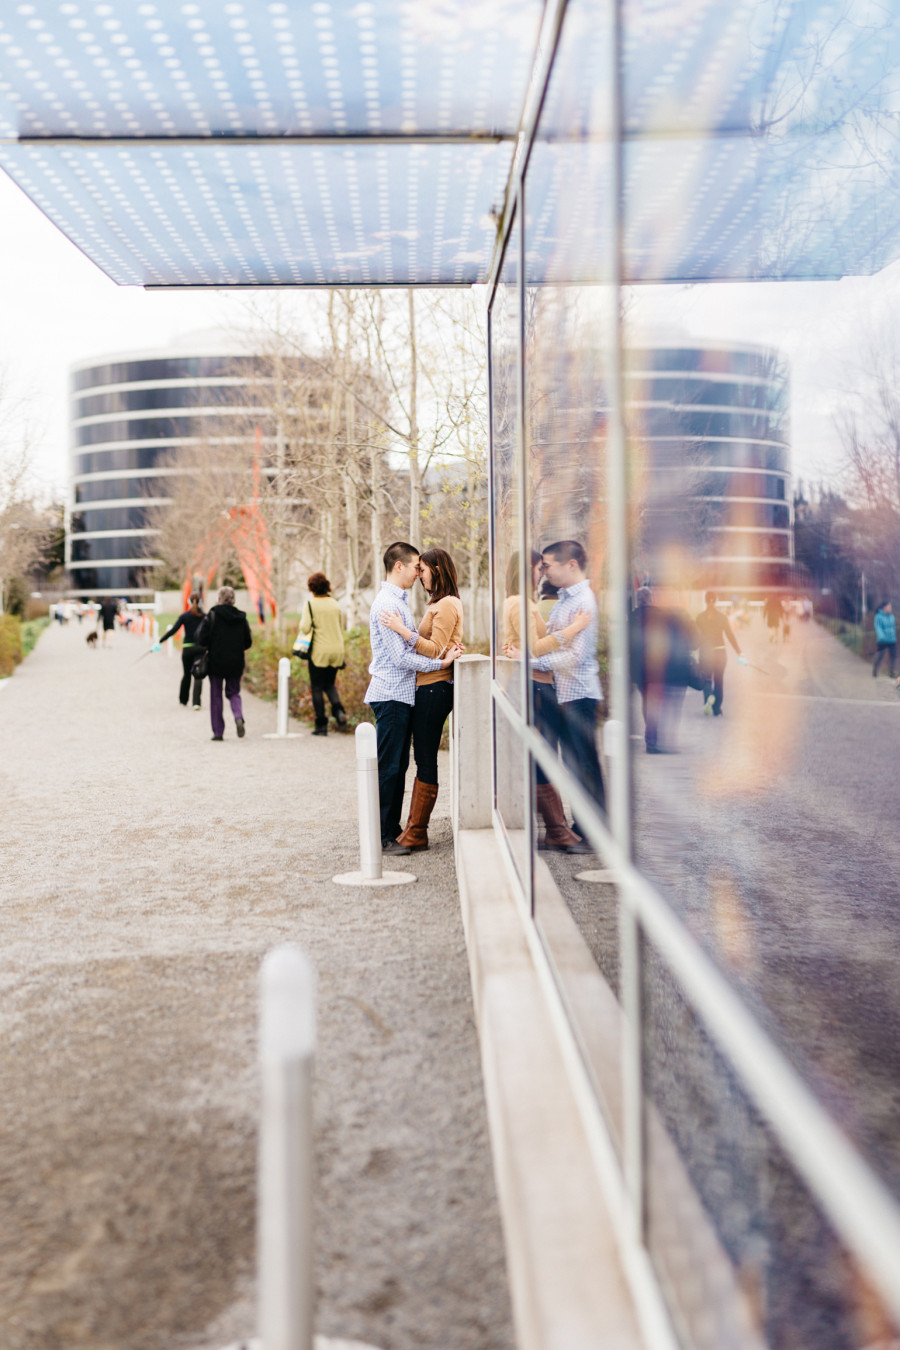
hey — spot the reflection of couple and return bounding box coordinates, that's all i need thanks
[504,540,606,853]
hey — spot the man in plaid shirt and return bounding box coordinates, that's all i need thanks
[365,541,459,854]
[533,539,606,831]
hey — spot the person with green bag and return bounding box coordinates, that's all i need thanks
[296,573,348,736]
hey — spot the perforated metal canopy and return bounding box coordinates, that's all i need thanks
[1,0,900,287]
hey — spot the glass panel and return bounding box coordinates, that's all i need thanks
[0,142,516,287]
[490,213,530,889]
[619,0,900,1322]
[644,944,899,1350]
[74,478,170,504]
[0,4,543,139]
[521,0,619,1137]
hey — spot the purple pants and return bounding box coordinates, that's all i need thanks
[209,673,243,738]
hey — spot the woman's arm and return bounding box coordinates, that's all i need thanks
[413,597,461,657]
[299,601,313,636]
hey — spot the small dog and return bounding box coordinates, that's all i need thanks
[86,630,98,647]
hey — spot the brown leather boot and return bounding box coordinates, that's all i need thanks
[535,782,590,853]
[397,778,439,851]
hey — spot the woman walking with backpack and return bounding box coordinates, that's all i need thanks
[378,547,463,850]
[297,572,347,735]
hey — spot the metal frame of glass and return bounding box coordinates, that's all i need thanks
[486,0,900,1335]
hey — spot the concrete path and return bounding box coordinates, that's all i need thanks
[0,622,513,1350]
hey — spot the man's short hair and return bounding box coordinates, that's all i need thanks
[542,539,587,570]
[383,541,419,574]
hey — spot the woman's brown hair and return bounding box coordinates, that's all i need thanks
[419,547,459,603]
[505,550,542,598]
[307,572,331,596]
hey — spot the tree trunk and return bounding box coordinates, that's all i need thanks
[407,288,423,545]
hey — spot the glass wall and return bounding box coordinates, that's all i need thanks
[487,0,900,1343]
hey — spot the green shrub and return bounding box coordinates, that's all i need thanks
[242,625,374,728]
[21,617,50,659]
[0,614,24,677]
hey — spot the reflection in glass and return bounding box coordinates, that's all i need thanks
[490,215,530,885]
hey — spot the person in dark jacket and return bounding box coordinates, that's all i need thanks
[196,586,253,741]
[97,596,119,647]
[155,592,206,709]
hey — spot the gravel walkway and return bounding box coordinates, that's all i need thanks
[0,622,514,1350]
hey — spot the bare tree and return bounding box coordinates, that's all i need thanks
[0,376,48,614]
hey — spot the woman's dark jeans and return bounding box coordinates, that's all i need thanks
[309,659,344,728]
[873,642,896,677]
[411,680,454,785]
[179,647,204,707]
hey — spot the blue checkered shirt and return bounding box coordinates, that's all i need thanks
[364,582,443,706]
[532,578,603,704]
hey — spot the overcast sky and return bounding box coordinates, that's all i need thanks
[1,164,896,502]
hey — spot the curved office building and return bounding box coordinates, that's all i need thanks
[626,341,793,594]
[68,342,270,599]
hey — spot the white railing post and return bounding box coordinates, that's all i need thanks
[277,657,290,737]
[259,945,316,1350]
[332,723,416,888]
[264,657,301,738]
[356,722,381,880]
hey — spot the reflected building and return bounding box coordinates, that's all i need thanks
[67,341,271,599]
[626,341,793,596]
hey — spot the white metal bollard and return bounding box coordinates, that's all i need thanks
[264,657,301,738]
[332,723,416,887]
[259,946,316,1350]
[356,723,381,881]
[277,657,290,737]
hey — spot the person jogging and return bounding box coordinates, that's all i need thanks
[155,592,206,710]
[695,590,744,717]
[364,542,461,856]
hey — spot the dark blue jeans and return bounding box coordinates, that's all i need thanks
[532,681,562,785]
[371,700,414,845]
[558,697,606,827]
[411,680,454,785]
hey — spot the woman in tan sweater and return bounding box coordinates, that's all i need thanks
[504,551,591,852]
[379,546,463,849]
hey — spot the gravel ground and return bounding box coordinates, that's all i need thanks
[0,622,514,1350]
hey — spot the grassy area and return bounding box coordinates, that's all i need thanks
[815,614,870,658]
[22,617,51,658]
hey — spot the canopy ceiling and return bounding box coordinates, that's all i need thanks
[1,0,899,287]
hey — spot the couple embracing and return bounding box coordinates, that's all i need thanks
[365,541,464,856]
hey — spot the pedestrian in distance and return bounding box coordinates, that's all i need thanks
[364,542,461,856]
[379,546,463,850]
[533,540,606,828]
[97,595,119,647]
[298,572,348,736]
[154,591,206,709]
[873,600,897,678]
[763,593,784,644]
[503,550,592,851]
[695,590,744,717]
[196,586,253,741]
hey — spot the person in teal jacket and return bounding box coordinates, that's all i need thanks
[873,600,896,677]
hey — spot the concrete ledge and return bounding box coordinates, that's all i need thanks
[456,828,645,1350]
